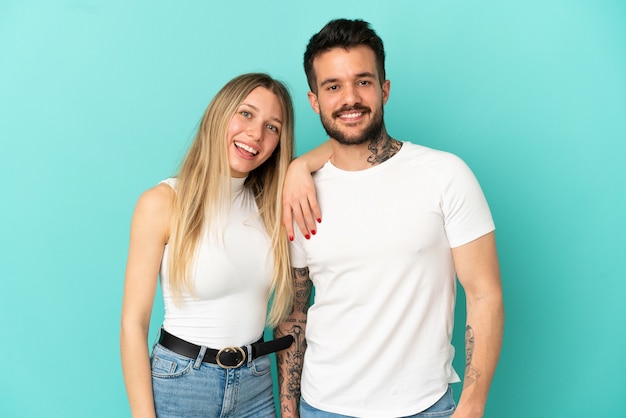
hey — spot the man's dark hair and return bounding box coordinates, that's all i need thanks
[303,18,386,93]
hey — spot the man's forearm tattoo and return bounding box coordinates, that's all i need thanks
[278,323,307,412]
[293,267,311,314]
[367,131,402,166]
[276,267,312,416]
[464,325,481,387]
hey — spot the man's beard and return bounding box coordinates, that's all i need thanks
[320,105,384,146]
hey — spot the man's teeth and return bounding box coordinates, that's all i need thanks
[235,142,258,155]
[342,112,362,119]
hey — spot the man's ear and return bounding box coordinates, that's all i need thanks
[307,91,320,114]
[382,79,391,105]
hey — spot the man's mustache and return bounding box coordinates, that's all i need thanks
[332,105,370,118]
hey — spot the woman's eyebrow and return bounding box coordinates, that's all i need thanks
[240,102,282,124]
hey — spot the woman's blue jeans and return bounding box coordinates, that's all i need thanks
[150,342,276,417]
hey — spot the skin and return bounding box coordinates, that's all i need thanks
[283,45,400,238]
[120,87,283,418]
[227,86,283,178]
[274,267,312,418]
[281,142,330,240]
[278,45,504,418]
[307,45,398,172]
[451,232,504,418]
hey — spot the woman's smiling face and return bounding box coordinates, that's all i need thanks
[226,86,283,178]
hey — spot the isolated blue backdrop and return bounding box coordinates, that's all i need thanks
[1,1,625,417]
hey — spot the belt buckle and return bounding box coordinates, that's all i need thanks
[216,346,246,369]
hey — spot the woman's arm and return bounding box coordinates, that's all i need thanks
[120,184,172,418]
[282,140,332,240]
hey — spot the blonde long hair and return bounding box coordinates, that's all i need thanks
[167,73,294,327]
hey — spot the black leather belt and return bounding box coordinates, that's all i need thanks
[158,329,294,369]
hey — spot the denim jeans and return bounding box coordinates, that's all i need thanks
[300,385,455,418]
[151,343,276,418]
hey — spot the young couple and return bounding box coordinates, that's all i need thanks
[121,18,503,418]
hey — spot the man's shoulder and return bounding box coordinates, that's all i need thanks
[399,141,466,168]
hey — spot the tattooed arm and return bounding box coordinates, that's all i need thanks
[451,232,504,418]
[274,267,313,418]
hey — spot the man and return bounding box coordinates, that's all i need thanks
[275,18,504,418]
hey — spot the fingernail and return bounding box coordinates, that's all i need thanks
[305,234,310,240]
[289,235,294,241]
[317,218,322,223]
[311,229,316,235]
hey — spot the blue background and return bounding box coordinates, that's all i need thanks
[1,1,625,416]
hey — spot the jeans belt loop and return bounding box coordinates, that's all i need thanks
[245,343,254,366]
[194,346,207,369]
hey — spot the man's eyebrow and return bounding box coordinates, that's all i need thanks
[319,72,377,87]
[319,78,339,87]
[355,72,377,79]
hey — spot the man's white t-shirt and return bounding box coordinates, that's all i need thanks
[289,142,495,417]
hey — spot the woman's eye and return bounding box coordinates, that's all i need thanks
[240,110,252,118]
[267,124,279,133]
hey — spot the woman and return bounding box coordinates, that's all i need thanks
[121,73,295,417]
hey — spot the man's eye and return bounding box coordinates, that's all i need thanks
[358,80,370,86]
[328,85,339,91]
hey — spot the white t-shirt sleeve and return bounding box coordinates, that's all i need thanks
[438,153,495,248]
[289,237,308,268]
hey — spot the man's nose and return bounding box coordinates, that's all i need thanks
[342,84,361,106]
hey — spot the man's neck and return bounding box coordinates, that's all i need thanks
[330,127,402,171]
